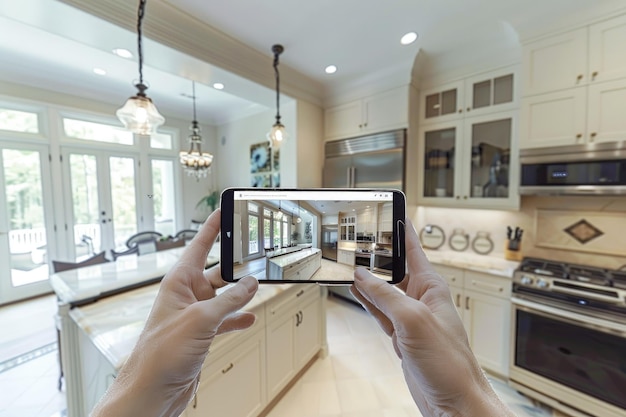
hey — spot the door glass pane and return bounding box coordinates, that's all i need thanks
[282,218,289,247]
[69,154,101,258]
[3,149,49,286]
[441,89,457,115]
[470,118,512,198]
[109,157,137,248]
[494,74,514,105]
[151,159,176,236]
[473,80,492,109]
[248,214,258,254]
[423,128,456,198]
[263,218,271,250]
[273,217,281,248]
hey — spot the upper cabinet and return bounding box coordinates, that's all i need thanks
[520,14,626,149]
[324,86,408,140]
[420,66,518,125]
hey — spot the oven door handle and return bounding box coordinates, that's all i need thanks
[512,297,626,336]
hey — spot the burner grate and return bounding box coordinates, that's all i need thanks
[567,265,611,286]
[612,271,626,290]
[520,257,567,278]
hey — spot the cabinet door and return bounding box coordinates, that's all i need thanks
[266,312,295,399]
[522,28,588,96]
[325,101,363,140]
[294,295,322,369]
[464,66,517,117]
[519,88,587,149]
[420,80,465,124]
[418,121,464,201]
[589,14,626,83]
[463,290,510,378]
[587,78,626,144]
[189,331,265,417]
[363,87,408,133]
[462,112,519,208]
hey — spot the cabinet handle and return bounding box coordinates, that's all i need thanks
[193,393,197,408]
[467,107,471,112]
[455,293,461,308]
[576,133,582,140]
[458,109,463,113]
[296,289,304,297]
[471,280,504,293]
[222,363,234,374]
[364,122,368,127]
[455,196,460,200]
[576,74,583,83]
[451,276,456,282]
[591,71,598,80]
[465,296,470,310]
[590,132,597,142]
[463,196,468,200]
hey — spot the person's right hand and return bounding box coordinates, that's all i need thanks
[350,220,515,417]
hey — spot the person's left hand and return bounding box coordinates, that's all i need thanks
[91,209,259,417]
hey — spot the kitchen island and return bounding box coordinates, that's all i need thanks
[266,247,322,281]
[67,281,327,417]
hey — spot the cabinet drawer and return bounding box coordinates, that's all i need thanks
[463,270,511,298]
[433,264,464,288]
[266,285,319,319]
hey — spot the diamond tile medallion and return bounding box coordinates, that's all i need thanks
[563,219,604,244]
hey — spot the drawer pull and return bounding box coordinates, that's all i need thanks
[471,280,504,293]
[465,296,470,310]
[296,289,304,297]
[222,363,234,374]
[455,293,461,308]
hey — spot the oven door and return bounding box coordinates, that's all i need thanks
[355,254,371,269]
[510,297,626,417]
[372,253,392,275]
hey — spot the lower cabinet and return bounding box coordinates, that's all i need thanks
[434,265,511,378]
[337,249,355,266]
[185,328,266,417]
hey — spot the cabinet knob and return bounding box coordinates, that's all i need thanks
[358,124,362,128]
[463,196,468,200]
[466,107,471,112]
[363,122,368,127]
[455,196,460,200]
[576,74,583,83]
[590,132,597,142]
[576,133,582,140]
[591,71,598,80]
[458,109,463,113]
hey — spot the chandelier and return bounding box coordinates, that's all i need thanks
[267,44,287,148]
[179,81,213,179]
[116,0,165,135]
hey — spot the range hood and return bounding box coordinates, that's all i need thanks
[519,142,626,196]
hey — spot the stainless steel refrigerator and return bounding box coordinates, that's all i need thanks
[321,224,338,261]
[323,129,405,190]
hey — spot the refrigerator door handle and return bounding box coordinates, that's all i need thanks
[346,166,351,188]
[350,166,356,188]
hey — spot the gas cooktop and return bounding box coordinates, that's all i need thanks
[517,257,626,289]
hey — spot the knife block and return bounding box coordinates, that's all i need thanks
[504,243,523,261]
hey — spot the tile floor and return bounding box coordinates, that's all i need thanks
[0,293,552,417]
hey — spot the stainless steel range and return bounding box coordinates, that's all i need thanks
[510,257,626,417]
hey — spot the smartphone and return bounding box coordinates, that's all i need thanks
[220,188,405,284]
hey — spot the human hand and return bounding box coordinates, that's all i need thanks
[350,220,514,417]
[91,209,259,417]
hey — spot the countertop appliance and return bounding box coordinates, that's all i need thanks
[323,129,405,190]
[519,141,626,195]
[321,224,338,261]
[510,257,626,417]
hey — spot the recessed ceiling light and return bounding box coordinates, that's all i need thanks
[325,65,337,74]
[213,83,225,90]
[93,68,107,76]
[400,32,418,45]
[112,48,133,59]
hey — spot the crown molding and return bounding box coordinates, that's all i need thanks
[58,0,324,106]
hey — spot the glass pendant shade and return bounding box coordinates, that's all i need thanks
[267,121,287,148]
[116,89,165,135]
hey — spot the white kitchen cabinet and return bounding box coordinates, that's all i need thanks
[589,14,626,83]
[339,214,356,241]
[420,67,517,125]
[324,86,408,140]
[377,202,393,233]
[187,328,266,417]
[434,265,511,378]
[417,111,519,210]
[266,285,322,399]
[520,78,626,149]
[356,206,376,235]
[337,249,355,266]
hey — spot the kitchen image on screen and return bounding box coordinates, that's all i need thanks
[230,190,396,282]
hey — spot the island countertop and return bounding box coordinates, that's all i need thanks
[268,247,321,268]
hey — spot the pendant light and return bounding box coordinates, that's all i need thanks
[296,201,302,223]
[116,0,165,135]
[267,44,287,148]
[179,81,213,180]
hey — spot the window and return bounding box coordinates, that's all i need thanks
[151,132,173,150]
[0,108,38,133]
[248,202,259,255]
[63,118,133,145]
[282,217,289,247]
[151,159,176,236]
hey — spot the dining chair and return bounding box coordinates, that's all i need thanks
[110,246,139,260]
[125,231,163,249]
[174,229,198,243]
[155,238,185,252]
[51,251,110,391]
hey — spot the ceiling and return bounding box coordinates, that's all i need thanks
[0,0,624,126]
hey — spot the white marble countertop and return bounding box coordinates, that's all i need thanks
[424,249,519,278]
[268,247,321,268]
[69,282,297,372]
[50,247,219,304]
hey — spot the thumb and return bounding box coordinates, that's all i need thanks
[354,269,406,319]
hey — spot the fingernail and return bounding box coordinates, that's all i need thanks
[240,276,258,294]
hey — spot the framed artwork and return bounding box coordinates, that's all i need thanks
[250,141,280,187]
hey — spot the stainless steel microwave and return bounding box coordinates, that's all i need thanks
[519,142,626,195]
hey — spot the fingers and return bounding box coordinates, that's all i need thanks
[404,219,436,278]
[216,312,257,335]
[353,269,409,321]
[350,270,395,337]
[195,276,258,330]
[179,209,221,270]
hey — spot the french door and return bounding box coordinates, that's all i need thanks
[62,148,140,260]
[0,143,55,304]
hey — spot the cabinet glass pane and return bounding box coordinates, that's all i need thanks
[469,118,511,199]
[441,89,457,115]
[493,74,514,105]
[425,94,440,118]
[473,80,491,109]
[423,127,456,198]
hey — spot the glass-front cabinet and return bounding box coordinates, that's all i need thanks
[418,111,519,209]
[339,214,356,241]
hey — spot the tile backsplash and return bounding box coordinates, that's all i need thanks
[411,196,626,270]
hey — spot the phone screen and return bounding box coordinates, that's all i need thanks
[220,188,405,284]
